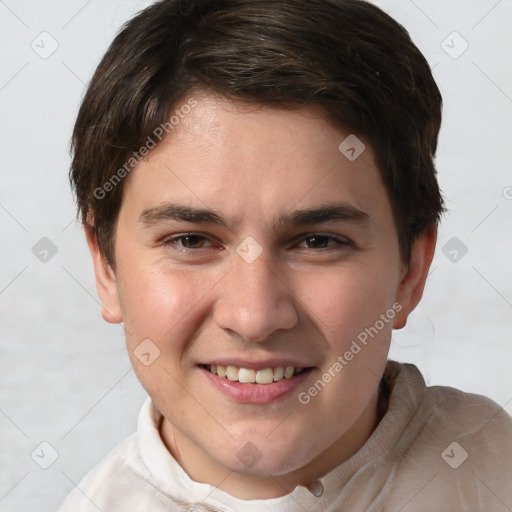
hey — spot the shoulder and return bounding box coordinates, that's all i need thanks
[399,362,512,466]
[57,433,156,511]
[387,365,512,511]
[390,362,512,441]
[427,381,512,443]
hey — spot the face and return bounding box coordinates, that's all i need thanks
[89,93,434,496]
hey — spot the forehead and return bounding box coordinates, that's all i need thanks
[120,94,390,227]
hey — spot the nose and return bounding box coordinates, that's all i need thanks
[213,255,299,342]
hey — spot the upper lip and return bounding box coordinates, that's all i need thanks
[200,359,315,369]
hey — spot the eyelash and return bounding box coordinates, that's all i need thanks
[161,232,352,252]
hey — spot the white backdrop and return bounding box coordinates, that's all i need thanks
[0,0,511,510]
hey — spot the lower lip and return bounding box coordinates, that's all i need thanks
[199,366,314,404]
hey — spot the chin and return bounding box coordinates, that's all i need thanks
[226,453,306,477]
[211,432,317,477]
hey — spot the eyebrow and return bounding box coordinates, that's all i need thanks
[139,203,232,228]
[276,202,370,228]
[138,202,370,230]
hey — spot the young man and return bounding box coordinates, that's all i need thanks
[58,0,512,510]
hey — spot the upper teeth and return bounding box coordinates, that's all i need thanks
[207,365,302,384]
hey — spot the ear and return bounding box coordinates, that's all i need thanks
[85,225,123,324]
[393,224,437,329]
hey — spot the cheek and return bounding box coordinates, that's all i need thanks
[116,262,223,405]
[116,260,215,353]
[297,260,399,345]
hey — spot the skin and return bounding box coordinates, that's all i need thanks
[87,93,436,500]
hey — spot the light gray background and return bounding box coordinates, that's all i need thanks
[0,0,511,510]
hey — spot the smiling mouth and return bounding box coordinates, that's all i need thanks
[201,364,311,384]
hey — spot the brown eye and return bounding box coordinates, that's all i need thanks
[296,234,351,250]
[178,234,207,248]
[163,233,213,250]
[304,235,330,248]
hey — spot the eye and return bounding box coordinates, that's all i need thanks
[296,234,350,250]
[162,233,213,249]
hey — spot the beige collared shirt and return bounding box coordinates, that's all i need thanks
[57,361,512,511]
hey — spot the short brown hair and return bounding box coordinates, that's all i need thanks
[70,0,444,265]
